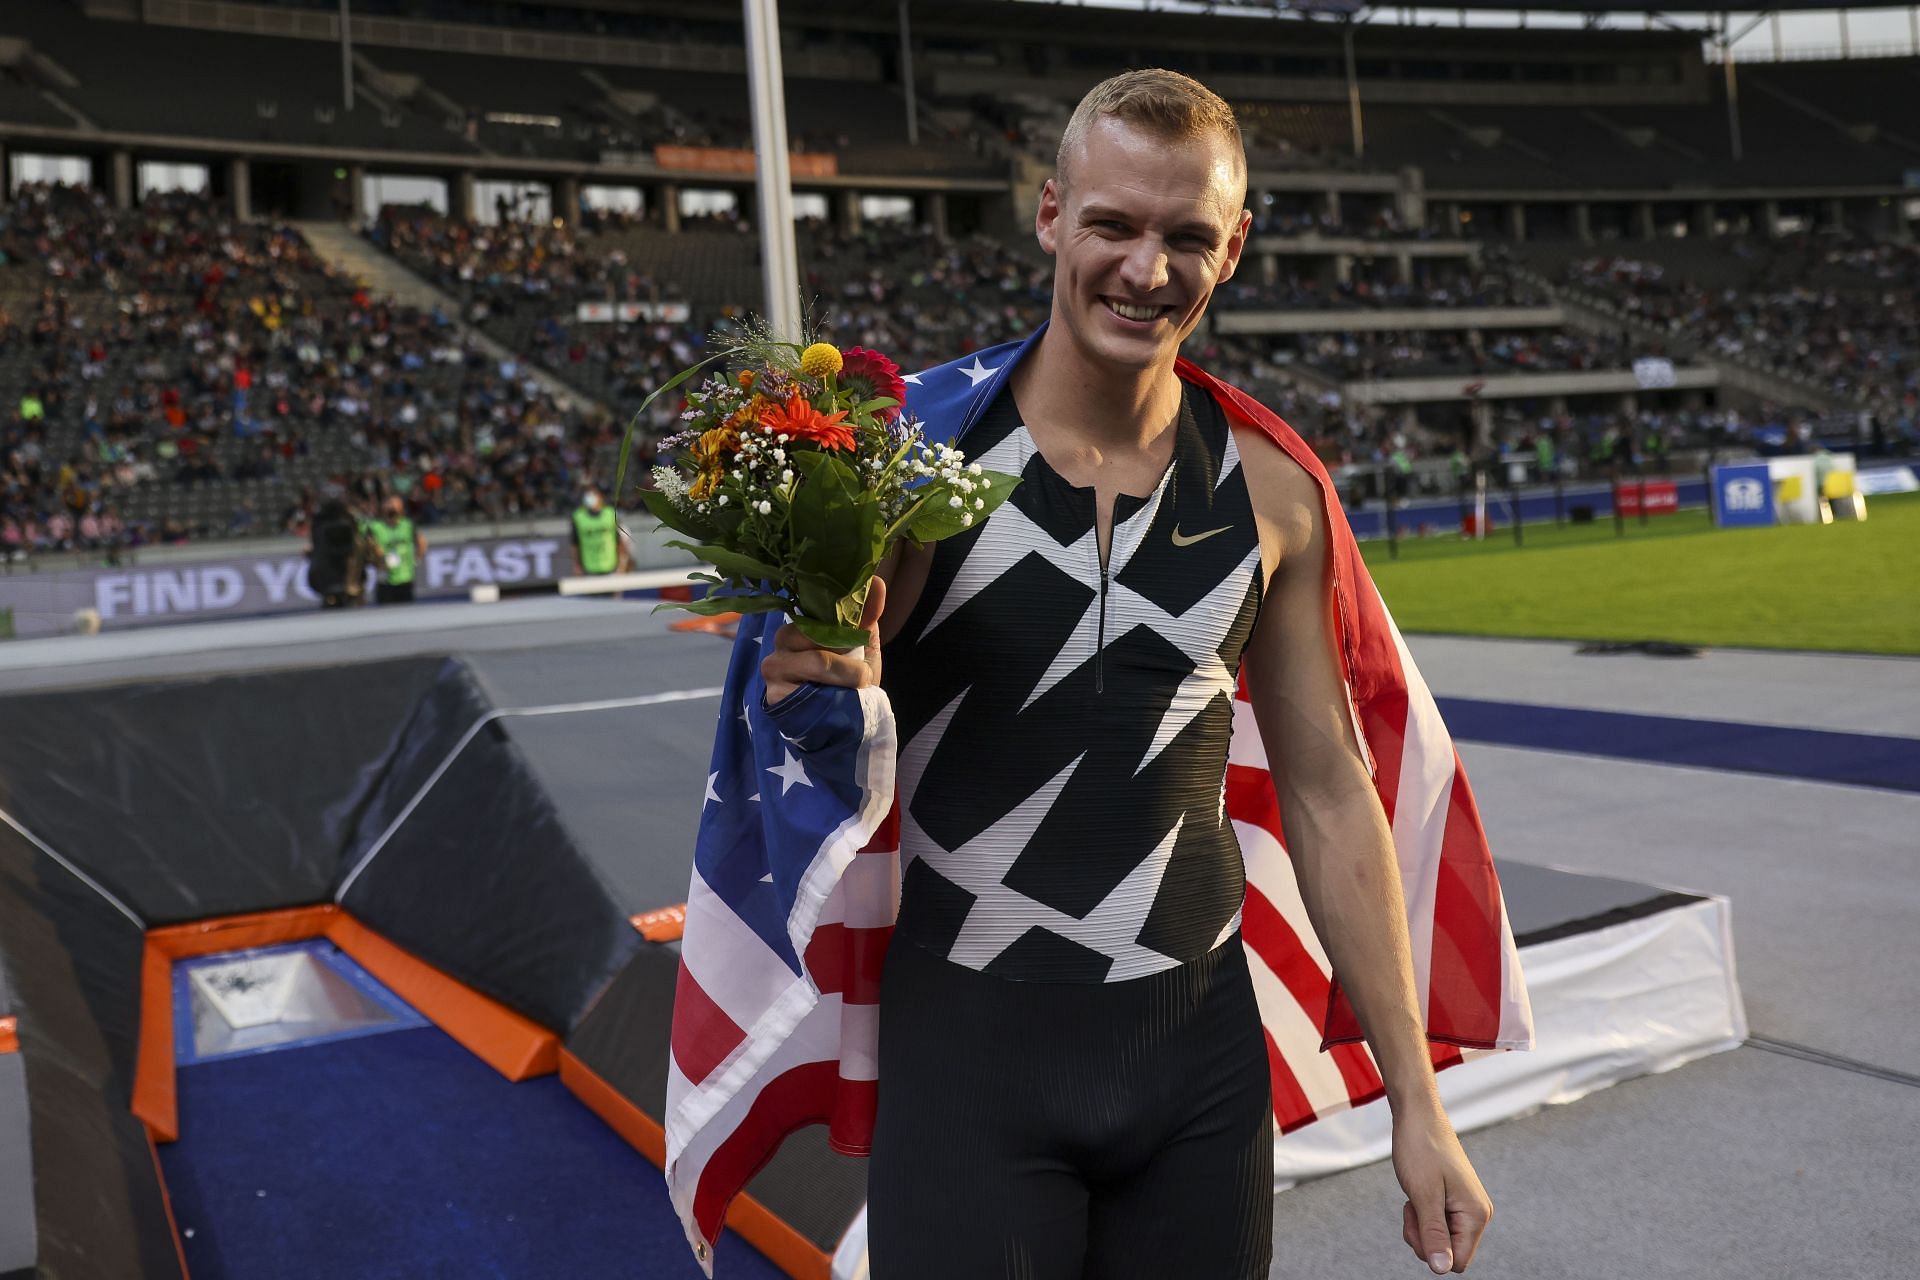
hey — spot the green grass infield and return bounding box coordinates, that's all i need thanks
[1359,491,1919,656]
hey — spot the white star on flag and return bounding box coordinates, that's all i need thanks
[767,748,813,796]
[902,371,923,385]
[703,772,722,807]
[958,356,1000,387]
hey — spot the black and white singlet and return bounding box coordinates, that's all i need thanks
[882,381,1266,983]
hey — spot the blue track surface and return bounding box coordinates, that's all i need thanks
[158,1025,787,1280]
[1436,696,1920,793]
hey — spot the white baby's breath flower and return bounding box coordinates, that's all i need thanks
[949,495,963,508]
[651,465,689,505]
[717,494,729,506]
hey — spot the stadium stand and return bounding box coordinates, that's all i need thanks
[0,185,626,556]
[1,0,1917,565]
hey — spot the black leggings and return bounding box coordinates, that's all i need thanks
[867,936,1274,1279]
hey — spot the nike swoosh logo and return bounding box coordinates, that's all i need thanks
[1170,524,1232,548]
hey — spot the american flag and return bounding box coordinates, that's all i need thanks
[663,332,1534,1271]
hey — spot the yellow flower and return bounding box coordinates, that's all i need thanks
[696,425,740,461]
[799,343,843,379]
[723,394,770,435]
[689,467,721,501]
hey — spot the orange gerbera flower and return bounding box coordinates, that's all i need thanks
[758,392,855,452]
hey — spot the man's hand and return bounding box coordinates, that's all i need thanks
[760,578,885,706]
[1393,1104,1492,1274]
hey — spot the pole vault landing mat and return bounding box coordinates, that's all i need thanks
[0,602,1747,1279]
[158,940,780,1280]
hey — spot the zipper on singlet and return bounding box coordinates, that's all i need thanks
[1095,564,1108,694]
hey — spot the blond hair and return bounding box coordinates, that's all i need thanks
[1056,68,1246,192]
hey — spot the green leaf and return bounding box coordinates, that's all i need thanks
[900,468,1022,544]
[855,396,900,417]
[654,592,789,618]
[789,451,885,603]
[638,485,719,543]
[664,540,783,583]
[790,616,874,651]
[613,352,727,501]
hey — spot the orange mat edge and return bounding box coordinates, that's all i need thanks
[131,939,179,1143]
[557,1050,831,1280]
[148,904,341,959]
[0,1016,16,1055]
[325,915,559,1081]
[146,1128,193,1279]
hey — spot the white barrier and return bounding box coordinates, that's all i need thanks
[468,568,697,604]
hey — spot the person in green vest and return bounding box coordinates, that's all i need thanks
[1387,442,1413,502]
[571,486,630,578]
[1533,430,1556,483]
[365,495,427,605]
[1448,444,1471,495]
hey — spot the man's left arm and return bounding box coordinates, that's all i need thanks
[1237,431,1491,1276]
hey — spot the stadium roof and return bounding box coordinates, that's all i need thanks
[1023,0,1866,12]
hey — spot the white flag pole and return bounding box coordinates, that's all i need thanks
[743,0,802,343]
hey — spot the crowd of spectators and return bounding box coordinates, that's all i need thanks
[1248,205,1438,240]
[1280,326,1641,382]
[1562,241,1918,408]
[1219,262,1550,311]
[9,181,1913,562]
[0,184,625,558]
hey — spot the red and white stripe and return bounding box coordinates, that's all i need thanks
[1187,357,1531,1131]
[665,799,900,1274]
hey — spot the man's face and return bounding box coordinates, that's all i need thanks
[384,501,403,522]
[1037,115,1251,376]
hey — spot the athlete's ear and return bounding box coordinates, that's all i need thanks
[1215,205,1254,286]
[1035,178,1062,256]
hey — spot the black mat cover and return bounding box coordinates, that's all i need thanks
[0,827,182,1279]
[0,658,446,924]
[337,659,641,1032]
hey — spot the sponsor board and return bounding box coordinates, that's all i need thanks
[654,145,837,178]
[1712,463,1775,528]
[1613,479,1679,517]
[0,535,566,639]
[1856,465,1919,496]
[1631,357,1676,390]
[576,300,692,324]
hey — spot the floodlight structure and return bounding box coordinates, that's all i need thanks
[744,0,803,343]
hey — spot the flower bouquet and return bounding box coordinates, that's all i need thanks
[617,325,1020,650]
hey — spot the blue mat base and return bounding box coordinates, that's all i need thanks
[158,1026,786,1280]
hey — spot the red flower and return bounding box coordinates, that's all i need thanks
[839,347,908,421]
[759,393,856,452]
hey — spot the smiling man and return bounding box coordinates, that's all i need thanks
[754,69,1523,1279]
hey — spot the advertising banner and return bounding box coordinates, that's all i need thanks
[1613,479,1679,517]
[1856,464,1920,496]
[575,300,693,324]
[654,146,838,178]
[1631,357,1676,390]
[1712,463,1775,529]
[0,535,568,640]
